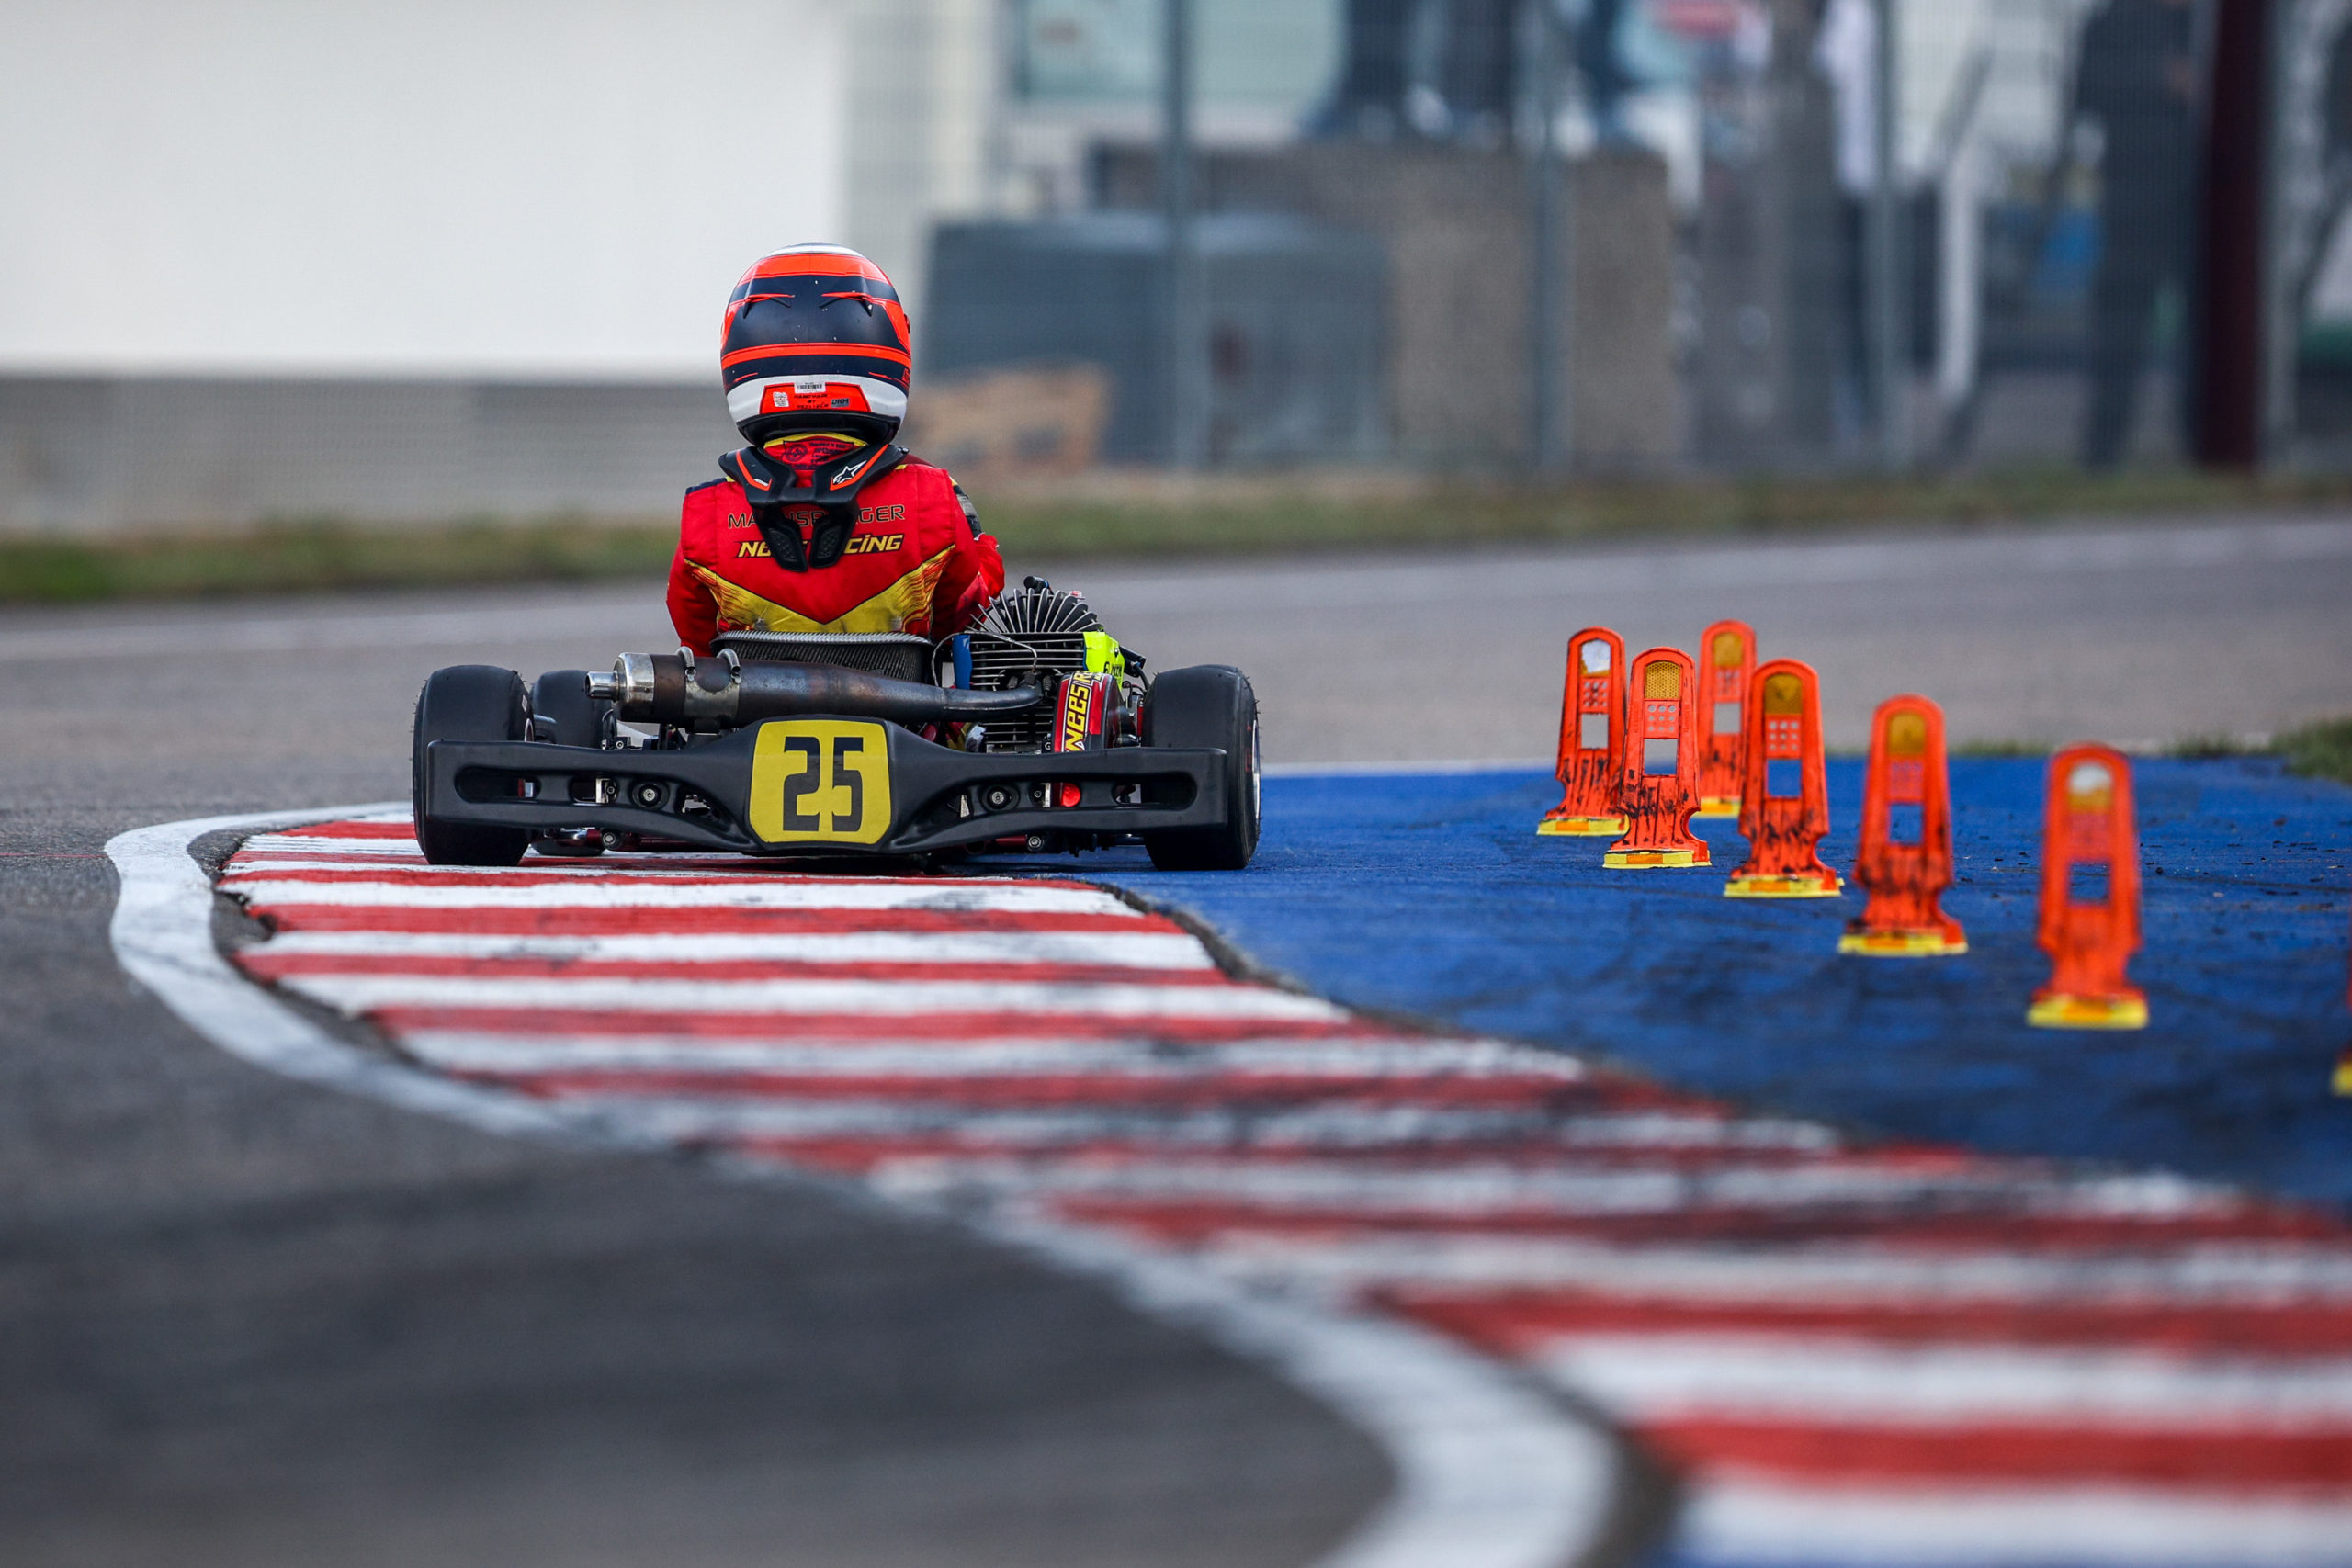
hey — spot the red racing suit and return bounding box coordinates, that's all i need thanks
[666,456,1004,656]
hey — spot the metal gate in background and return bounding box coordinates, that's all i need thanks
[952,0,2333,476]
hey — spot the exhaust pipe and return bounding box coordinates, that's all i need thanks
[588,651,1042,728]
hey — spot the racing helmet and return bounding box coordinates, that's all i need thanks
[720,243,911,455]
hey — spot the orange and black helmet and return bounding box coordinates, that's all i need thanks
[720,243,912,447]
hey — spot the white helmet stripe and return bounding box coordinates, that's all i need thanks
[727,374,909,427]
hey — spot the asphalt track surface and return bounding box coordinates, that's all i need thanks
[5,513,2350,1565]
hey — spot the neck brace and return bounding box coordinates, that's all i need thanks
[718,441,909,570]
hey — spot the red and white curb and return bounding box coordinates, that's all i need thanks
[107,806,1620,1568]
[110,807,2352,1568]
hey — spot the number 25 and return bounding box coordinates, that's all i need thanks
[779,734,865,831]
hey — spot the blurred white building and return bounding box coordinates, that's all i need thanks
[0,0,1023,378]
[0,0,1353,526]
[0,0,1003,525]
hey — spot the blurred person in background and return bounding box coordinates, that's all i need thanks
[1313,0,1518,141]
[1312,0,1660,147]
[1814,0,1878,446]
[1317,0,1414,138]
[2287,14,2352,332]
[2074,0,2199,468]
[1442,0,1519,144]
[1575,0,1638,143]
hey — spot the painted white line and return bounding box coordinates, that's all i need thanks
[221,876,1145,913]
[234,841,850,874]
[266,973,1351,1021]
[1201,1235,2352,1303]
[399,1032,1585,1080]
[107,805,1633,1568]
[238,836,430,856]
[254,928,1217,968]
[1681,1480,2352,1567]
[515,1094,1789,1152]
[1532,1336,2352,1427]
[858,1154,2207,1218]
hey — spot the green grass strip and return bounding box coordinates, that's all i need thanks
[2276,716,2352,785]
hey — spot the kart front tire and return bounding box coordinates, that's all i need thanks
[530,668,612,748]
[1141,665,1261,871]
[413,665,531,867]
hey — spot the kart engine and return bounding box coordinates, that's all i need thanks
[965,583,1130,752]
[575,582,1127,750]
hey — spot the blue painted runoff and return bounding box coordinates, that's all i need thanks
[1072,758,2352,1213]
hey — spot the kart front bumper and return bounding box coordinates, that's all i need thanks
[422,716,1230,856]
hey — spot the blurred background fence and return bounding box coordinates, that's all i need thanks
[0,0,2335,532]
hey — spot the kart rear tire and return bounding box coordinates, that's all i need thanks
[1141,665,1260,871]
[530,668,612,748]
[413,665,531,867]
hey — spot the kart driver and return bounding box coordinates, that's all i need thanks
[666,244,1004,657]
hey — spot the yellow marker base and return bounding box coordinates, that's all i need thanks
[1603,847,1711,869]
[1838,928,1968,958]
[2332,1049,2352,1097]
[1693,797,1740,819]
[1724,873,1843,899]
[1537,816,1628,837]
[2027,990,2149,1031]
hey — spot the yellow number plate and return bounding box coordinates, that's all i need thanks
[748,719,894,845]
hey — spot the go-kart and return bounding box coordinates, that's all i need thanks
[410,581,1261,871]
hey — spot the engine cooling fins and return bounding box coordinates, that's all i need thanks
[965,581,1102,753]
[979,581,1102,639]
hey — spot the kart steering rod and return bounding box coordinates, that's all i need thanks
[589,651,1043,728]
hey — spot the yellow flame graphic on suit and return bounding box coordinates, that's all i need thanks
[688,548,954,635]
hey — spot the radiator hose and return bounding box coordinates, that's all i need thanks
[588,651,1042,728]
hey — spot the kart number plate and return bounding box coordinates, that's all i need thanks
[748,719,893,845]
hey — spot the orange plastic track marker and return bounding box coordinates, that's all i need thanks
[1693,620,1755,818]
[2028,744,2148,1030]
[1603,648,1711,869]
[1841,695,1967,956]
[1724,660,1839,897]
[1537,627,1630,837]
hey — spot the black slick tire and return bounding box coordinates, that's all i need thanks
[1140,665,1261,871]
[530,669,613,748]
[413,665,531,866]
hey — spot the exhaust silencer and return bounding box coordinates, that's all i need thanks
[589,651,1042,728]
